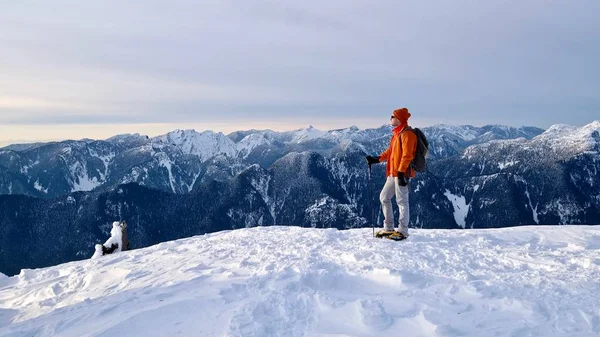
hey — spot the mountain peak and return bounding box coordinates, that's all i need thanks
[105,133,149,147]
[525,121,600,154]
[290,125,326,143]
[154,129,236,160]
[584,120,600,130]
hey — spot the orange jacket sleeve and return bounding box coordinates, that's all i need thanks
[398,130,417,173]
[379,146,391,162]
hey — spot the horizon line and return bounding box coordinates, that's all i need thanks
[2,119,598,149]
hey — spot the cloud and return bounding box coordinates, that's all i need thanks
[0,0,598,135]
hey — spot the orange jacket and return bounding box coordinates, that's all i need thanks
[379,125,417,178]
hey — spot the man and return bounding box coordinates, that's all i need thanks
[366,108,417,240]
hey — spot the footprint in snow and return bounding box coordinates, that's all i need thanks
[358,299,393,330]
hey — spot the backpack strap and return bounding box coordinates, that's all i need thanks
[397,126,417,175]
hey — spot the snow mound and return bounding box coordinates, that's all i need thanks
[1,226,599,337]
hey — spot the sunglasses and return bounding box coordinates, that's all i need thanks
[390,115,397,119]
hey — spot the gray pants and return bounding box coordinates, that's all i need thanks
[379,176,410,235]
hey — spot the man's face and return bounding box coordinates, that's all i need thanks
[390,115,400,126]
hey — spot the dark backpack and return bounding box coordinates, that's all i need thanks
[402,127,429,173]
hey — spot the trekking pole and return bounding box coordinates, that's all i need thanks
[368,163,375,237]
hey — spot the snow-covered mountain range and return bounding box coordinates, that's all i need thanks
[1,121,599,276]
[1,226,599,336]
[412,121,600,228]
[0,124,544,197]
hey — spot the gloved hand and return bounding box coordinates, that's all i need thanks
[397,171,409,186]
[366,155,380,165]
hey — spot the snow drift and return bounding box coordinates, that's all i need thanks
[1,226,599,336]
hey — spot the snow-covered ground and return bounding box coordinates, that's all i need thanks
[1,226,599,337]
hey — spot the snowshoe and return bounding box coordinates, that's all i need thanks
[387,231,408,241]
[375,229,395,238]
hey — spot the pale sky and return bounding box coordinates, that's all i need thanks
[1,0,599,146]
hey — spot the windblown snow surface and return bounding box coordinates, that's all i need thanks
[1,226,599,337]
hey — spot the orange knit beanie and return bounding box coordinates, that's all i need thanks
[393,108,411,122]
